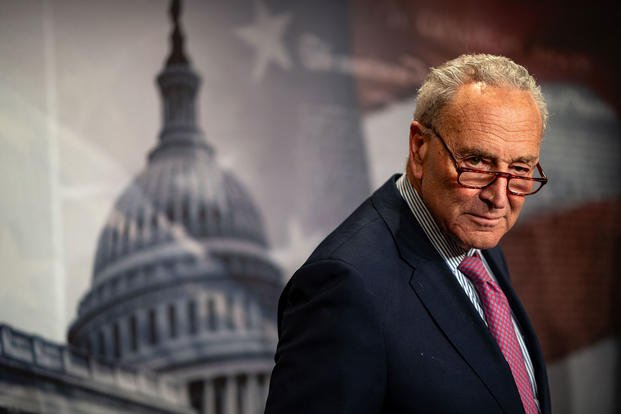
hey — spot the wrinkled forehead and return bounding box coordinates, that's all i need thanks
[437,83,544,137]
[435,84,544,162]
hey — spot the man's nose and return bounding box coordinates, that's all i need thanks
[479,175,509,208]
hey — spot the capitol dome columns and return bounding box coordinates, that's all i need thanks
[202,372,269,414]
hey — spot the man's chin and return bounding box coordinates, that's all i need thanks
[452,229,504,250]
[470,239,501,250]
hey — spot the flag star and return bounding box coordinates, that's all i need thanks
[234,0,293,81]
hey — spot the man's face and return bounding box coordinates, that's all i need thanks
[408,83,543,250]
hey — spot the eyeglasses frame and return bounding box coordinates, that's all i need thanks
[423,124,548,196]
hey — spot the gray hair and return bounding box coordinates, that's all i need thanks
[414,54,548,130]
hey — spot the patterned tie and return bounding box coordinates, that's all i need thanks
[458,254,538,414]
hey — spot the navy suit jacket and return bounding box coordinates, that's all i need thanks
[265,175,550,414]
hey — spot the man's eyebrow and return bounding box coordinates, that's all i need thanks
[456,147,538,164]
[455,147,496,160]
[511,155,539,164]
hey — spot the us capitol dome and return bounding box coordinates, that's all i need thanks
[67,1,282,412]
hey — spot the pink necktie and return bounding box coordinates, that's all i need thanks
[458,254,538,414]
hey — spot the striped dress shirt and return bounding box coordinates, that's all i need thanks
[396,174,539,411]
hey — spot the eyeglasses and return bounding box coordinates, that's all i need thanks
[424,125,548,196]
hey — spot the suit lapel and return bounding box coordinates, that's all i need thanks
[371,176,526,414]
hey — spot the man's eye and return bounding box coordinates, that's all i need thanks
[465,156,483,166]
[512,165,531,175]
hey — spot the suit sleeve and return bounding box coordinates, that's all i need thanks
[264,259,386,413]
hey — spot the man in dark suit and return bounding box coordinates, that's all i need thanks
[265,54,551,414]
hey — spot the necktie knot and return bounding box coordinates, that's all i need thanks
[458,254,494,286]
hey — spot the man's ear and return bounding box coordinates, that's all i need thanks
[408,121,429,180]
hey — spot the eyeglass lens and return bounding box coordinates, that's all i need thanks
[458,171,541,195]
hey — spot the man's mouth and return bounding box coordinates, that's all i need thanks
[467,213,503,227]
